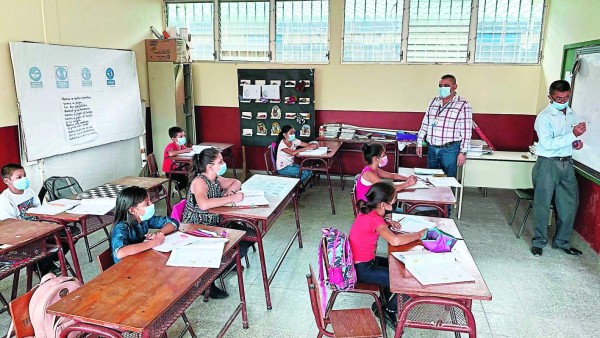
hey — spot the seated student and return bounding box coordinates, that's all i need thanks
[356,143,418,202]
[163,126,191,191]
[111,186,178,263]
[349,182,426,326]
[0,163,63,275]
[181,147,249,299]
[275,125,317,182]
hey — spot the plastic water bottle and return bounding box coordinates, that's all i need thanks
[319,126,324,138]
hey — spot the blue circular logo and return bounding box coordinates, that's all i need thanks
[81,67,92,80]
[29,67,42,81]
[106,68,114,80]
[55,66,68,80]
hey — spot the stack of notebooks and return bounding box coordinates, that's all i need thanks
[322,125,340,139]
[467,140,493,157]
[338,128,356,140]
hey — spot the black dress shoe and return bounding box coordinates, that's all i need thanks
[209,283,229,299]
[531,247,543,256]
[559,247,582,256]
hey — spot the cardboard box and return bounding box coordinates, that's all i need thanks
[145,39,188,63]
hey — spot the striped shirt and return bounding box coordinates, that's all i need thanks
[417,94,473,153]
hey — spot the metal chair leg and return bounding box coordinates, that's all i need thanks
[517,201,533,239]
[509,197,521,225]
[180,312,197,338]
[83,235,93,262]
[245,254,250,268]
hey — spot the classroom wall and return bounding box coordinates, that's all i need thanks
[538,0,600,253]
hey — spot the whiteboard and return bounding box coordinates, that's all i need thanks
[571,50,600,177]
[9,42,144,161]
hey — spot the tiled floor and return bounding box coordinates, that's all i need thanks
[1,177,599,337]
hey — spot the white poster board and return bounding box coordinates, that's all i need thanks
[571,51,600,176]
[9,42,144,161]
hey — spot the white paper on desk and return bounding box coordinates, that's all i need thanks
[261,85,280,100]
[239,190,265,197]
[230,194,269,207]
[427,177,462,188]
[242,85,261,100]
[67,197,115,215]
[28,204,74,215]
[391,252,474,285]
[298,147,328,157]
[49,198,81,207]
[397,142,407,151]
[396,181,430,189]
[391,214,436,232]
[166,242,226,268]
[414,168,445,175]
[153,232,204,252]
[192,145,213,153]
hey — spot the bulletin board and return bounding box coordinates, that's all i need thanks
[237,69,315,147]
[9,42,144,161]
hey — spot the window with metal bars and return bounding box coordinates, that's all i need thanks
[343,0,403,62]
[475,0,544,64]
[220,0,270,61]
[165,1,215,61]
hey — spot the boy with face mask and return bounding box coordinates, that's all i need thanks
[0,163,40,221]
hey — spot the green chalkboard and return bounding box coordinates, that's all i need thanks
[237,69,315,147]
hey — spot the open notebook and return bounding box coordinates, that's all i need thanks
[229,190,269,207]
[297,147,328,157]
[391,251,475,285]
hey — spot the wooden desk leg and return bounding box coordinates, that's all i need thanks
[63,226,84,283]
[294,187,303,249]
[336,155,344,190]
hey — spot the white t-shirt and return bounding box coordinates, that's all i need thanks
[0,187,40,221]
[276,139,301,170]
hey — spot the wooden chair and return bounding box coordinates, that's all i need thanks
[307,264,383,338]
[264,143,279,176]
[7,286,37,338]
[319,238,387,338]
[97,248,197,337]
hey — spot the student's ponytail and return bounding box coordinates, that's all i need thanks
[357,182,395,214]
[362,143,385,164]
[189,147,221,182]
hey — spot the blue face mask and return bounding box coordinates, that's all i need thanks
[13,177,30,190]
[176,137,186,146]
[288,134,296,142]
[139,203,155,222]
[438,86,451,98]
[217,162,227,176]
[551,101,569,110]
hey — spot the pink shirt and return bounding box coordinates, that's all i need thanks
[349,210,386,263]
[162,142,186,173]
[355,166,374,202]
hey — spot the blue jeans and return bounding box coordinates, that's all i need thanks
[354,256,397,312]
[427,141,460,178]
[277,164,312,182]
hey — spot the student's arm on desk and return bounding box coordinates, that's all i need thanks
[191,178,243,210]
[219,177,242,196]
[115,236,165,260]
[377,225,426,247]
[377,168,408,181]
[393,176,418,191]
[147,216,179,234]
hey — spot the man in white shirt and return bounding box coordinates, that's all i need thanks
[531,80,586,257]
[0,163,40,221]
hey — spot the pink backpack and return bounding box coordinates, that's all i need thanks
[29,273,82,338]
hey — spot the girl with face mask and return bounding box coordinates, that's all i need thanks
[274,125,318,183]
[349,182,427,326]
[355,143,418,203]
[111,186,178,263]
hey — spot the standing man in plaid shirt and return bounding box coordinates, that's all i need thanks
[416,74,473,178]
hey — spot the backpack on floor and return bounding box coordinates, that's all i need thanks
[29,273,83,338]
[318,227,357,291]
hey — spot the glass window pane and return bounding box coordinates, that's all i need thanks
[276,0,329,63]
[407,0,471,63]
[220,1,270,62]
[475,0,544,63]
[166,3,215,61]
[343,0,403,62]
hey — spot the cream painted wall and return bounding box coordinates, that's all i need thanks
[0,0,163,128]
[537,0,600,112]
[193,0,542,115]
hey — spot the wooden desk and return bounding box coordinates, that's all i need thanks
[388,216,491,336]
[397,167,458,218]
[458,151,535,218]
[0,219,68,304]
[47,225,248,338]
[316,137,399,170]
[210,174,302,310]
[298,140,344,215]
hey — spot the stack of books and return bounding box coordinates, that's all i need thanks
[467,140,492,157]
[338,128,356,140]
[322,124,340,138]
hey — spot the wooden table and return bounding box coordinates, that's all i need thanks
[210,174,302,310]
[458,151,536,218]
[316,137,400,171]
[0,219,68,306]
[298,140,344,215]
[388,216,492,336]
[47,225,248,338]
[397,167,459,218]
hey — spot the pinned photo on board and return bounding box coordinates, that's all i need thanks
[242,85,261,100]
[270,80,282,85]
[300,124,311,137]
[298,98,311,105]
[257,112,267,119]
[284,96,297,104]
[299,113,311,120]
[271,106,282,119]
[257,122,267,136]
[255,80,266,86]
[240,79,251,86]
[284,80,296,87]
[300,80,310,87]
[242,128,253,136]
[285,112,297,119]
[271,122,281,136]
[241,111,252,119]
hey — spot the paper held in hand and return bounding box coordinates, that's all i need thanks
[391,251,475,285]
